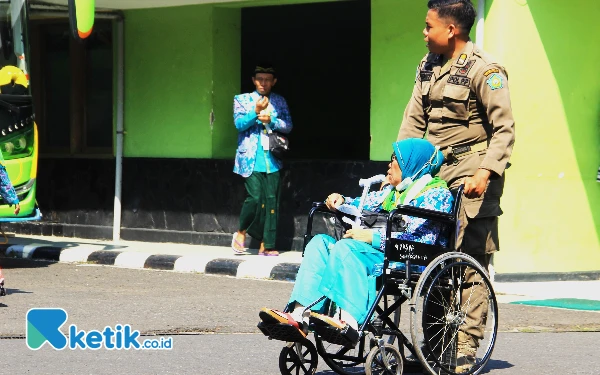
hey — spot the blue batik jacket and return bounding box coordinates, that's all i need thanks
[233,91,292,178]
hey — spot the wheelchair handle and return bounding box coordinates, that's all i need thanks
[358,174,386,188]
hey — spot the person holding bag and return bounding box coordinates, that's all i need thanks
[232,63,293,256]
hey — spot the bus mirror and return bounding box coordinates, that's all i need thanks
[69,0,95,40]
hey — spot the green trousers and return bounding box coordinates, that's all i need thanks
[238,171,280,249]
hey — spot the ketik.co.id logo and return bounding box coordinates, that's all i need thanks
[26,308,172,350]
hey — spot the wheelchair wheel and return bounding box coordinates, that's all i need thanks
[315,332,368,375]
[409,252,498,375]
[279,338,318,375]
[365,344,403,375]
[315,322,400,374]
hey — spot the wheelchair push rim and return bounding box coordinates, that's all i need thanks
[409,252,498,375]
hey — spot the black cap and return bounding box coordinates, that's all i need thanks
[254,63,276,77]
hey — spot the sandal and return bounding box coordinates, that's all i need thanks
[258,249,279,256]
[309,312,359,347]
[231,232,246,254]
[259,308,307,336]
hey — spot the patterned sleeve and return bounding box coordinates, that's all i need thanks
[344,186,392,211]
[0,165,19,205]
[271,96,293,135]
[234,95,258,132]
[374,187,454,251]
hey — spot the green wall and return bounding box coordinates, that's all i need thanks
[370,0,426,161]
[123,5,215,158]
[484,0,600,273]
[211,7,241,159]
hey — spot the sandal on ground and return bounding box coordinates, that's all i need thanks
[231,233,246,254]
[258,249,279,256]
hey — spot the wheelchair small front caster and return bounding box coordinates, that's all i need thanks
[365,344,403,375]
[278,338,318,375]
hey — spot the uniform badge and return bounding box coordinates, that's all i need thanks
[483,68,500,77]
[420,71,433,82]
[457,53,468,65]
[448,75,471,87]
[456,60,475,76]
[486,73,504,90]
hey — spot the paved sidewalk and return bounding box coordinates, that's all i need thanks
[1,234,600,306]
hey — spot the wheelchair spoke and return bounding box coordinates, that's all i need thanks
[411,253,498,375]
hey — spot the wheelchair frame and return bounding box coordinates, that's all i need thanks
[261,184,498,375]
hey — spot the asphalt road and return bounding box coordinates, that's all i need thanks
[1,258,599,374]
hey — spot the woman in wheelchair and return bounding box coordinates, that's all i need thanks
[259,138,453,343]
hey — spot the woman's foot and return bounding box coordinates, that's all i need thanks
[258,242,279,256]
[259,308,307,336]
[231,231,246,254]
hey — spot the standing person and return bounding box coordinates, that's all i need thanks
[397,0,515,372]
[232,63,292,256]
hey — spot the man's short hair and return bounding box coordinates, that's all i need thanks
[427,0,476,35]
[254,63,277,78]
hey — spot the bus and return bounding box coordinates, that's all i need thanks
[0,0,38,220]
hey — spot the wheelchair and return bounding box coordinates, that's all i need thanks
[258,183,498,375]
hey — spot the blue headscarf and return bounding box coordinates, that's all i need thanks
[392,138,444,180]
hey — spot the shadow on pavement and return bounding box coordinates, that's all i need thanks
[481,358,514,373]
[0,257,55,269]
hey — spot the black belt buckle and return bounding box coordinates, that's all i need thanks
[452,145,471,155]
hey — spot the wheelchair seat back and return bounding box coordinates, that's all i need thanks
[385,184,464,268]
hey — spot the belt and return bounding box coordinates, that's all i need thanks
[441,140,488,164]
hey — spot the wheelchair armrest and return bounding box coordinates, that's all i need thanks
[390,204,455,224]
[312,201,328,209]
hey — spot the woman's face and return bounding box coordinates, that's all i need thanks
[387,152,403,187]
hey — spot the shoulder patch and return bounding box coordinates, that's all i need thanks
[483,68,500,77]
[457,53,468,65]
[448,75,471,87]
[486,73,504,90]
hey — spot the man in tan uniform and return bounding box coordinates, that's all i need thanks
[397,0,515,372]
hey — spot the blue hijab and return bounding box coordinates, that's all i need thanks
[382,138,446,211]
[392,138,444,180]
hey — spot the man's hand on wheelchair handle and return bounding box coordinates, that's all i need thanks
[463,168,491,198]
[325,193,344,210]
[343,228,373,244]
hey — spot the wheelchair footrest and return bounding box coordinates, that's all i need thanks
[312,322,359,348]
[257,322,307,342]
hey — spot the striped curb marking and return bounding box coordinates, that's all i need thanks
[0,245,301,281]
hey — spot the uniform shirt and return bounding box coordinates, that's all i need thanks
[398,41,515,181]
[398,41,515,218]
[233,91,293,177]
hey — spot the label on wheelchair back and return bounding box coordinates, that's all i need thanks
[390,239,444,267]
